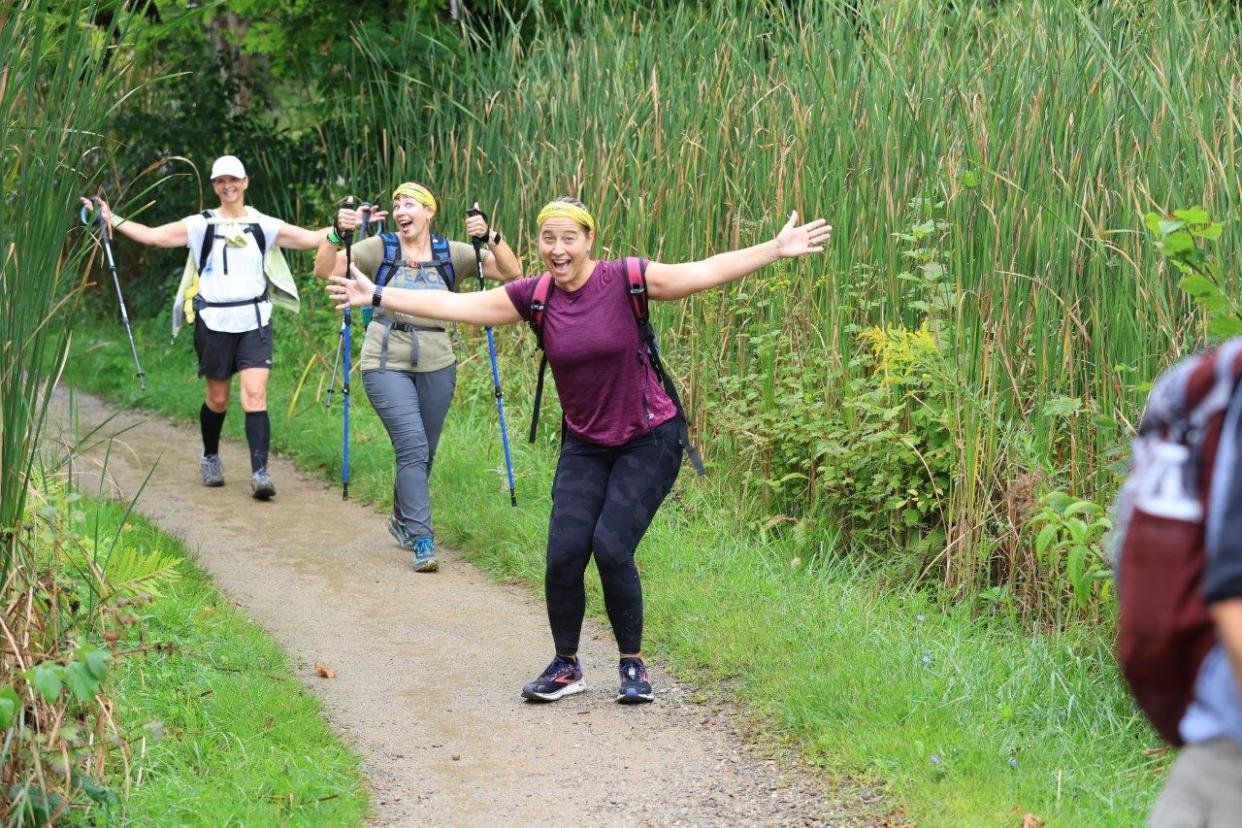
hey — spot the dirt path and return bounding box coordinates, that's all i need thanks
[50,389,878,826]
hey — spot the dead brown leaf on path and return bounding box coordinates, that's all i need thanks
[314,662,336,679]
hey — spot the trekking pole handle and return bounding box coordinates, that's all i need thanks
[358,202,372,238]
[80,196,104,229]
[466,202,489,251]
[342,196,356,244]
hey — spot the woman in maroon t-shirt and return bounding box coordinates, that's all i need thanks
[329,196,831,704]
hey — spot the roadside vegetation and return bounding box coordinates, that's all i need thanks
[1,2,366,823]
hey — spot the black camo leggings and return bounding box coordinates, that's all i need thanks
[546,417,684,656]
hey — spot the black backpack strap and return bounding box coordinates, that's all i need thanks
[198,212,266,277]
[527,273,554,442]
[197,210,215,275]
[623,257,706,475]
[529,354,550,443]
[250,222,266,258]
[375,232,401,288]
[429,233,456,291]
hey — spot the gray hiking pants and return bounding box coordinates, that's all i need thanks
[362,365,456,541]
[1149,738,1242,827]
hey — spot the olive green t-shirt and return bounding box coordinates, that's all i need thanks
[350,235,490,373]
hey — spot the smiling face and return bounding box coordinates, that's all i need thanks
[391,196,434,240]
[538,216,594,287]
[211,175,247,207]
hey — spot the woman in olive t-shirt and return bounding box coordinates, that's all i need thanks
[313,183,520,571]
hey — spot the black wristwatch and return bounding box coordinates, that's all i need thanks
[372,285,384,308]
[488,229,502,246]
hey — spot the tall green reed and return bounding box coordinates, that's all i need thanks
[0,1,139,580]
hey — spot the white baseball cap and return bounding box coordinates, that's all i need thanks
[210,155,246,180]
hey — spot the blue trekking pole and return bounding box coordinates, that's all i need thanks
[340,197,366,500]
[468,202,517,506]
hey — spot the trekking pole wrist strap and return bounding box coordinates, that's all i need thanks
[109,213,123,229]
[327,229,343,247]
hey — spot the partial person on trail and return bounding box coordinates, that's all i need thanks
[1111,341,1242,826]
[81,155,331,500]
[328,196,831,702]
[313,184,521,572]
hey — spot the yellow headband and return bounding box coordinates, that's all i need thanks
[391,183,437,214]
[536,202,595,233]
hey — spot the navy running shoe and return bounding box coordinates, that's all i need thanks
[617,657,653,704]
[521,655,585,702]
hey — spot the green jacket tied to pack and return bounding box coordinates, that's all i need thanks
[171,207,299,340]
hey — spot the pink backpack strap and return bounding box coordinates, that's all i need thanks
[623,256,648,324]
[527,273,554,349]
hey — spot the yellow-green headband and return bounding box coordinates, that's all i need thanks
[392,183,437,213]
[536,202,595,233]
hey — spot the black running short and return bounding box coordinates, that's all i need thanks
[193,318,273,380]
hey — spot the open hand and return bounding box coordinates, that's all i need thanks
[327,263,376,309]
[774,211,832,257]
[336,206,389,233]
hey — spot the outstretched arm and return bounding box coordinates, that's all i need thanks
[328,265,522,327]
[312,205,389,279]
[276,222,333,251]
[643,211,831,301]
[81,197,188,248]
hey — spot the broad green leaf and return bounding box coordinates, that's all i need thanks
[29,664,62,704]
[82,649,107,681]
[62,663,98,704]
[1208,316,1242,338]
[1180,274,1221,300]
[1035,523,1059,559]
[1195,222,1224,240]
[1069,546,1089,607]
[1157,219,1185,236]
[0,687,18,729]
[1043,396,1083,418]
[1062,501,1098,517]
[1173,207,1209,224]
[1067,518,1088,545]
[1161,231,1194,253]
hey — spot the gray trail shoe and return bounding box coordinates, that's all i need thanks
[200,454,225,487]
[412,536,438,573]
[388,515,414,551]
[250,467,276,500]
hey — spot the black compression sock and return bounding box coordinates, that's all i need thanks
[244,410,270,472]
[200,404,226,456]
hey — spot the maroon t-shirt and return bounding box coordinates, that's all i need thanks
[506,258,678,446]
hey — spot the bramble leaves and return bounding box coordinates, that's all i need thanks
[1145,207,1236,341]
